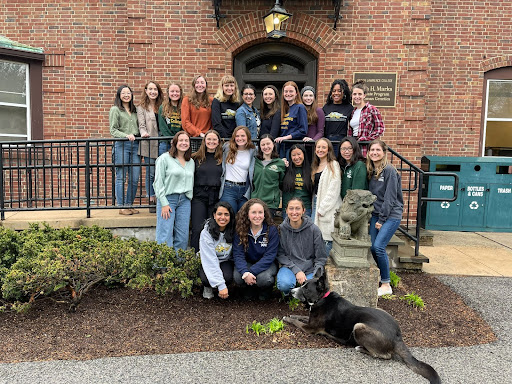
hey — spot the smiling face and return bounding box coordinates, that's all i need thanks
[214,206,230,231]
[194,76,207,94]
[259,137,274,158]
[290,148,305,167]
[315,139,329,160]
[352,87,366,108]
[331,84,343,104]
[205,132,220,152]
[369,142,385,164]
[234,128,248,148]
[242,87,255,106]
[248,203,265,228]
[302,90,315,106]
[263,87,276,105]
[283,85,297,105]
[340,141,354,162]
[145,82,159,101]
[176,133,190,153]
[286,200,305,225]
[120,87,132,104]
[223,82,235,96]
[168,85,181,102]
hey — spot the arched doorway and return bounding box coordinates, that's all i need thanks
[233,42,317,107]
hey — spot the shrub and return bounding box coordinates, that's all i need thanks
[390,271,401,288]
[400,292,425,310]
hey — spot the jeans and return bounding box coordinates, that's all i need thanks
[156,193,191,251]
[233,261,278,289]
[159,141,171,156]
[219,181,248,214]
[327,134,343,157]
[369,215,401,284]
[276,267,315,295]
[113,141,141,206]
[143,156,156,198]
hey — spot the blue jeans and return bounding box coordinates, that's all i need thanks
[276,267,314,295]
[159,141,171,156]
[219,181,248,213]
[156,193,191,251]
[113,141,141,206]
[369,215,401,284]
[327,134,343,157]
[143,156,156,198]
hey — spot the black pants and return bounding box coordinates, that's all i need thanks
[199,260,234,288]
[190,186,219,252]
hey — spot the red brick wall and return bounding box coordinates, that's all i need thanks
[1,0,512,162]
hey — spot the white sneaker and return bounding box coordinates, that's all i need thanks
[203,287,214,299]
[378,286,393,297]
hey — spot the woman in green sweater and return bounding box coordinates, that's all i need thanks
[337,136,368,199]
[153,130,195,250]
[282,144,313,219]
[157,82,183,155]
[251,134,286,217]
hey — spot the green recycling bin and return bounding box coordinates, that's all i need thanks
[422,156,512,232]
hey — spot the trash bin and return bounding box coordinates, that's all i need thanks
[422,156,512,232]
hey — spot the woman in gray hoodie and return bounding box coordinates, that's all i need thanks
[276,197,328,295]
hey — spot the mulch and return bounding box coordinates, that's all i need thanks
[0,272,497,364]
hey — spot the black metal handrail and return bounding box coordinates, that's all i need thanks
[1,137,459,256]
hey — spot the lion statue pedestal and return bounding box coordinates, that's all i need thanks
[326,190,380,308]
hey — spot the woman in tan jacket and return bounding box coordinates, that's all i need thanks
[137,81,163,212]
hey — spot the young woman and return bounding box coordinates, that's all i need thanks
[233,198,279,301]
[190,130,224,253]
[235,84,260,139]
[311,138,342,254]
[322,79,354,155]
[259,85,281,138]
[199,201,236,300]
[153,131,195,251]
[137,80,163,212]
[109,84,141,215]
[282,144,313,219]
[300,86,325,142]
[251,134,286,216]
[276,81,308,158]
[211,75,241,139]
[158,82,183,155]
[276,197,327,295]
[349,80,385,157]
[181,75,213,138]
[338,136,368,199]
[367,139,403,297]
[218,126,256,213]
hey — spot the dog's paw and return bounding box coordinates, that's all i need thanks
[282,316,291,323]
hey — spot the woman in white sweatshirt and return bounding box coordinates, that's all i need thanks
[199,201,236,300]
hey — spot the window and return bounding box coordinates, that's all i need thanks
[0,59,30,141]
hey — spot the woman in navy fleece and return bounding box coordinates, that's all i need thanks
[233,198,279,300]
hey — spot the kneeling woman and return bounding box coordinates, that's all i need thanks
[277,198,327,295]
[233,199,279,300]
[199,202,236,300]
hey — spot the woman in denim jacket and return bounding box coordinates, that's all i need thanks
[235,84,260,139]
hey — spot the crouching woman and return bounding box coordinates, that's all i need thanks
[199,202,236,300]
[277,198,327,295]
[233,199,279,300]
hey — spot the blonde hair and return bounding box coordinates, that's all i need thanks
[214,75,241,103]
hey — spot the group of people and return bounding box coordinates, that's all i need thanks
[109,75,402,299]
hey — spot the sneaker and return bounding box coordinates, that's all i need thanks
[130,208,140,214]
[378,286,393,297]
[119,209,132,215]
[203,287,214,299]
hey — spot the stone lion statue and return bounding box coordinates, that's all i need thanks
[334,189,377,241]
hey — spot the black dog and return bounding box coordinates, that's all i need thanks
[283,270,441,384]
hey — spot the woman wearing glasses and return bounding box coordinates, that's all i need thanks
[235,84,260,139]
[337,136,368,199]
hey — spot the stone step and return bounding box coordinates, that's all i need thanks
[396,226,435,247]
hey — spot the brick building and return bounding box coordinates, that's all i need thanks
[1,0,512,163]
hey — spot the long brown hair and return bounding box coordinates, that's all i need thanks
[235,198,275,250]
[188,75,211,109]
[226,126,256,164]
[280,81,303,124]
[169,130,192,161]
[192,130,223,165]
[311,138,337,181]
[138,80,163,112]
[162,82,183,119]
[260,85,280,120]
[301,87,318,125]
[366,139,393,179]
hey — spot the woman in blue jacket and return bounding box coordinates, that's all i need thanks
[235,84,260,139]
[233,198,279,300]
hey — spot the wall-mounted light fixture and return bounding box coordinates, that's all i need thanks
[263,0,292,39]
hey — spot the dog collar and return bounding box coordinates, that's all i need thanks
[322,291,331,299]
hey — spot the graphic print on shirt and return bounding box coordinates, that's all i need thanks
[295,172,303,190]
[222,109,236,120]
[325,111,349,122]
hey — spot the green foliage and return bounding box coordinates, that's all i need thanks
[0,223,201,312]
[389,271,401,288]
[400,292,425,309]
[246,318,286,336]
[287,297,301,311]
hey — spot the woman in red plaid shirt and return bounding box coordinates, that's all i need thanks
[348,80,385,158]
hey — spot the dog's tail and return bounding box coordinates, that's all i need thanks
[394,341,441,384]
